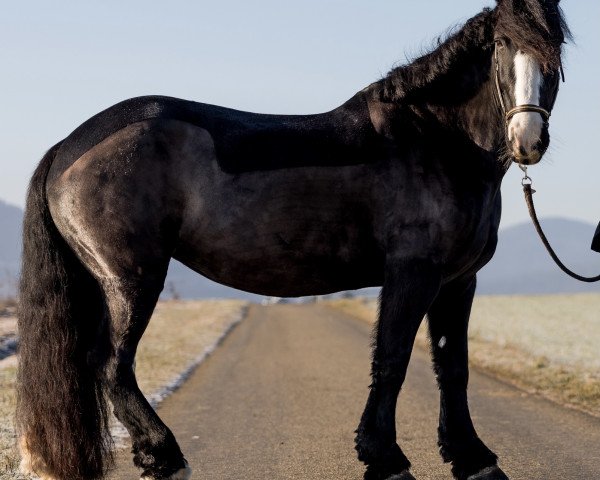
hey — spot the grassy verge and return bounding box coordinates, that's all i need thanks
[326,294,600,417]
[0,298,17,310]
[134,300,247,400]
[0,299,247,479]
[0,366,20,477]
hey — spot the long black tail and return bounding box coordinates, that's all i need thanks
[16,143,113,479]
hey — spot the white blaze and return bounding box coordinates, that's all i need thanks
[508,51,544,158]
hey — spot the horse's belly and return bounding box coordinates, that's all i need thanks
[176,230,383,297]
[175,171,384,296]
[179,250,382,297]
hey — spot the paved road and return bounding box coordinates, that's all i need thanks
[109,304,600,479]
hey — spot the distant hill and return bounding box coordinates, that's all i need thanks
[163,262,264,301]
[0,200,22,297]
[1,199,598,298]
[477,218,600,295]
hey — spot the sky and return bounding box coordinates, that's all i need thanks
[1,1,599,229]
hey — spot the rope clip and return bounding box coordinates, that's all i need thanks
[518,164,534,190]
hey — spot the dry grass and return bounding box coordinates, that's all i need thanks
[135,300,247,399]
[0,298,17,311]
[0,366,21,478]
[0,299,247,480]
[326,294,600,417]
[468,294,600,416]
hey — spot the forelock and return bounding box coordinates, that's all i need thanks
[495,0,571,71]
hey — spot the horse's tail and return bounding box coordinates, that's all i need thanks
[17,142,113,480]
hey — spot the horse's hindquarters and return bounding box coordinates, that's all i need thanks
[47,120,199,281]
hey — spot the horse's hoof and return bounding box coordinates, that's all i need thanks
[364,465,416,480]
[466,465,509,480]
[140,461,192,480]
[387,471,416,480]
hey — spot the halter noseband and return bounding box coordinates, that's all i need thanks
[493,44,551,126]
[505,104,550,124]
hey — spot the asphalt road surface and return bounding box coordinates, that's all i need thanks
[109,304,600,480]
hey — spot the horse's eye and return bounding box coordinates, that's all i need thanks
[494,38,507,49]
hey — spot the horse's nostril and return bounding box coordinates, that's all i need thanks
[519,146,527,157]
[532,141,543,152]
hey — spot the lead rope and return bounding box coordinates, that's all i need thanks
[519,165,600,282]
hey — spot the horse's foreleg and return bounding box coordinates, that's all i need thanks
[427,276,508,480]
[355,260,441,480]
[103,275,191,480]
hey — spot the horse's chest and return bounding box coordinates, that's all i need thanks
[438,202,500,280]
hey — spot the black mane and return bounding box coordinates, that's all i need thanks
[378,9,495,103]
[377,0,571,103]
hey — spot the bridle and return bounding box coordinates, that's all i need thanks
[492,41,600,282]
[492,41,552,127]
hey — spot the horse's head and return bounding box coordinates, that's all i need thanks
[493,0,570,165]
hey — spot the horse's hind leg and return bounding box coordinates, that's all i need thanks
[102,272,191,480]
[427,277,508,480]
[355,260,441,480]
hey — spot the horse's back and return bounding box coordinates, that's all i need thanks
[48,92,382,185]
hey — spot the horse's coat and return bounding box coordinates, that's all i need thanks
[17,1,570,480]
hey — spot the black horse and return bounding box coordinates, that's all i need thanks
[17,1,570,479]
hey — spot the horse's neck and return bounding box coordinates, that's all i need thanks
[402,77,509,184]
[377,68,506,157]
[455,79,505,153]
[364,74,508,179]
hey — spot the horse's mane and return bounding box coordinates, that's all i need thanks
[376,1,571,103]
[377,9,495,103]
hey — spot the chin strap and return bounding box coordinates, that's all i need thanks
[520,165,600,282]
